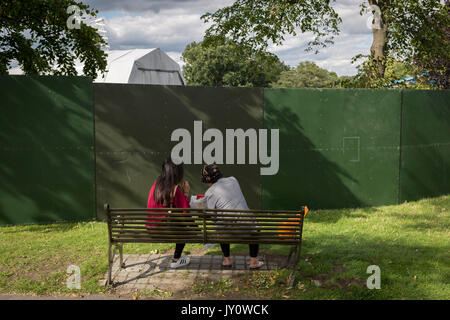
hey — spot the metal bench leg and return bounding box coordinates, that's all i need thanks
[107,243,113,286]
[288,245,301,287]
[119,244,125,268]
[107,243,117,286]
[286,245,295,267]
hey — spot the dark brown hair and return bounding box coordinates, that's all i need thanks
[154,157,184,206]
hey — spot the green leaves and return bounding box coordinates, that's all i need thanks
[1,0,107,77]
[272,61,340,88]
[202,0,448,87]
[271,61,341,88]
[348,56,432,89]
[201,0,341,53]
[181,39,288,87]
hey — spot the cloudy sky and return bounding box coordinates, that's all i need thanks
[84,0,374,76]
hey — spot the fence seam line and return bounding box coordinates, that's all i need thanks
[398,89,404,205]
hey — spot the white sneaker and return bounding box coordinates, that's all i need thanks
[170,256,190,269]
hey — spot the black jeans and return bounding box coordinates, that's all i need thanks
[174,243,185,259]
[220,243,259,258]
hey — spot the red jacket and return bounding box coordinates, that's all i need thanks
[146,182,190,226]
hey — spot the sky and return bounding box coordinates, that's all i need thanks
[84,0,375,76]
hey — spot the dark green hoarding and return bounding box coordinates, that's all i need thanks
[262,88,402,210]
[0,76,95,225]
[94,84,263,220]
[399,90,450,202]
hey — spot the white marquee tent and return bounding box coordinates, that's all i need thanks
[8,48,185,86]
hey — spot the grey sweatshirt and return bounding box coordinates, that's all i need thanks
[193,176,258,231]
[204,176,249,211]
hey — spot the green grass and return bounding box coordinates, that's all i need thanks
[0,195,448,299]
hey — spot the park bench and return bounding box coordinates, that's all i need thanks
[104,204,308,287]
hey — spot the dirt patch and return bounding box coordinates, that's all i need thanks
[310,273,365,291]
[264,255,292,269]
[336,278,366,290]
[333,264,347,273]
[303,263,364,291]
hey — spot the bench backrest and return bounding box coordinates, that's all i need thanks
[105,204,307,246]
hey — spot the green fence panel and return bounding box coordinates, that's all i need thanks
[95,84,263,220]
[0,76,95,225]
[399,90,450,202]
[262,88,402,210]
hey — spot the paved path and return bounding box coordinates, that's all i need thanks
[101,254,285,295]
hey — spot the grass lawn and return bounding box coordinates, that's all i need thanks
[0,195,448,299]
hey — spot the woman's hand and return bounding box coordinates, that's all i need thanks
[182,180,190,196]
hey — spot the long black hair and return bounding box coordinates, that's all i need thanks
[154,157,184,206]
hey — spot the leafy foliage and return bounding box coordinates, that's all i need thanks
[202,0,449,87]
[347,57,432,89]
[360,0,449,83]
[201,0,341,53]
[411,0,450,89]
[271,61,341,88]
[181,39,288,87]
[0,0,107,77]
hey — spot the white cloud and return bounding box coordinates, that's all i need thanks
[86,0,233,14]
[105,13,207,51]
[166,51,185,68]
[93,0,375,76]
[266,0,374,75]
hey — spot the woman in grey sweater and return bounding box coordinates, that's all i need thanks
[198,164,263,270]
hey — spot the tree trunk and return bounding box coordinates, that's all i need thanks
[371,24,388,78]
[369,0,388,79]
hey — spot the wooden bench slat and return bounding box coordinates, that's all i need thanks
[113,221,300,226]
[111,208,305,214]
[111,226,299,234]
[111,225,299,231]
[111,217,302,223]
[112,230,301,234]
[111,239,301,244]
[110,213,303,219]
[111,234,301,240]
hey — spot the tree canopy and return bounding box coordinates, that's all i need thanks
[271,61,340,88]
[347,57,429,88]
[202,0,449,87]
[181,39,288,87]
[412,0,450,89]
[0,0,107,77]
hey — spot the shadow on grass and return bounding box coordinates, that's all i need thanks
[0,221,95,234]
[206,227,448,299]
[304,208,370,224]
[296,234,447,299]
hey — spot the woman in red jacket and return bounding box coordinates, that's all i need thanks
[147,157,191,269]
